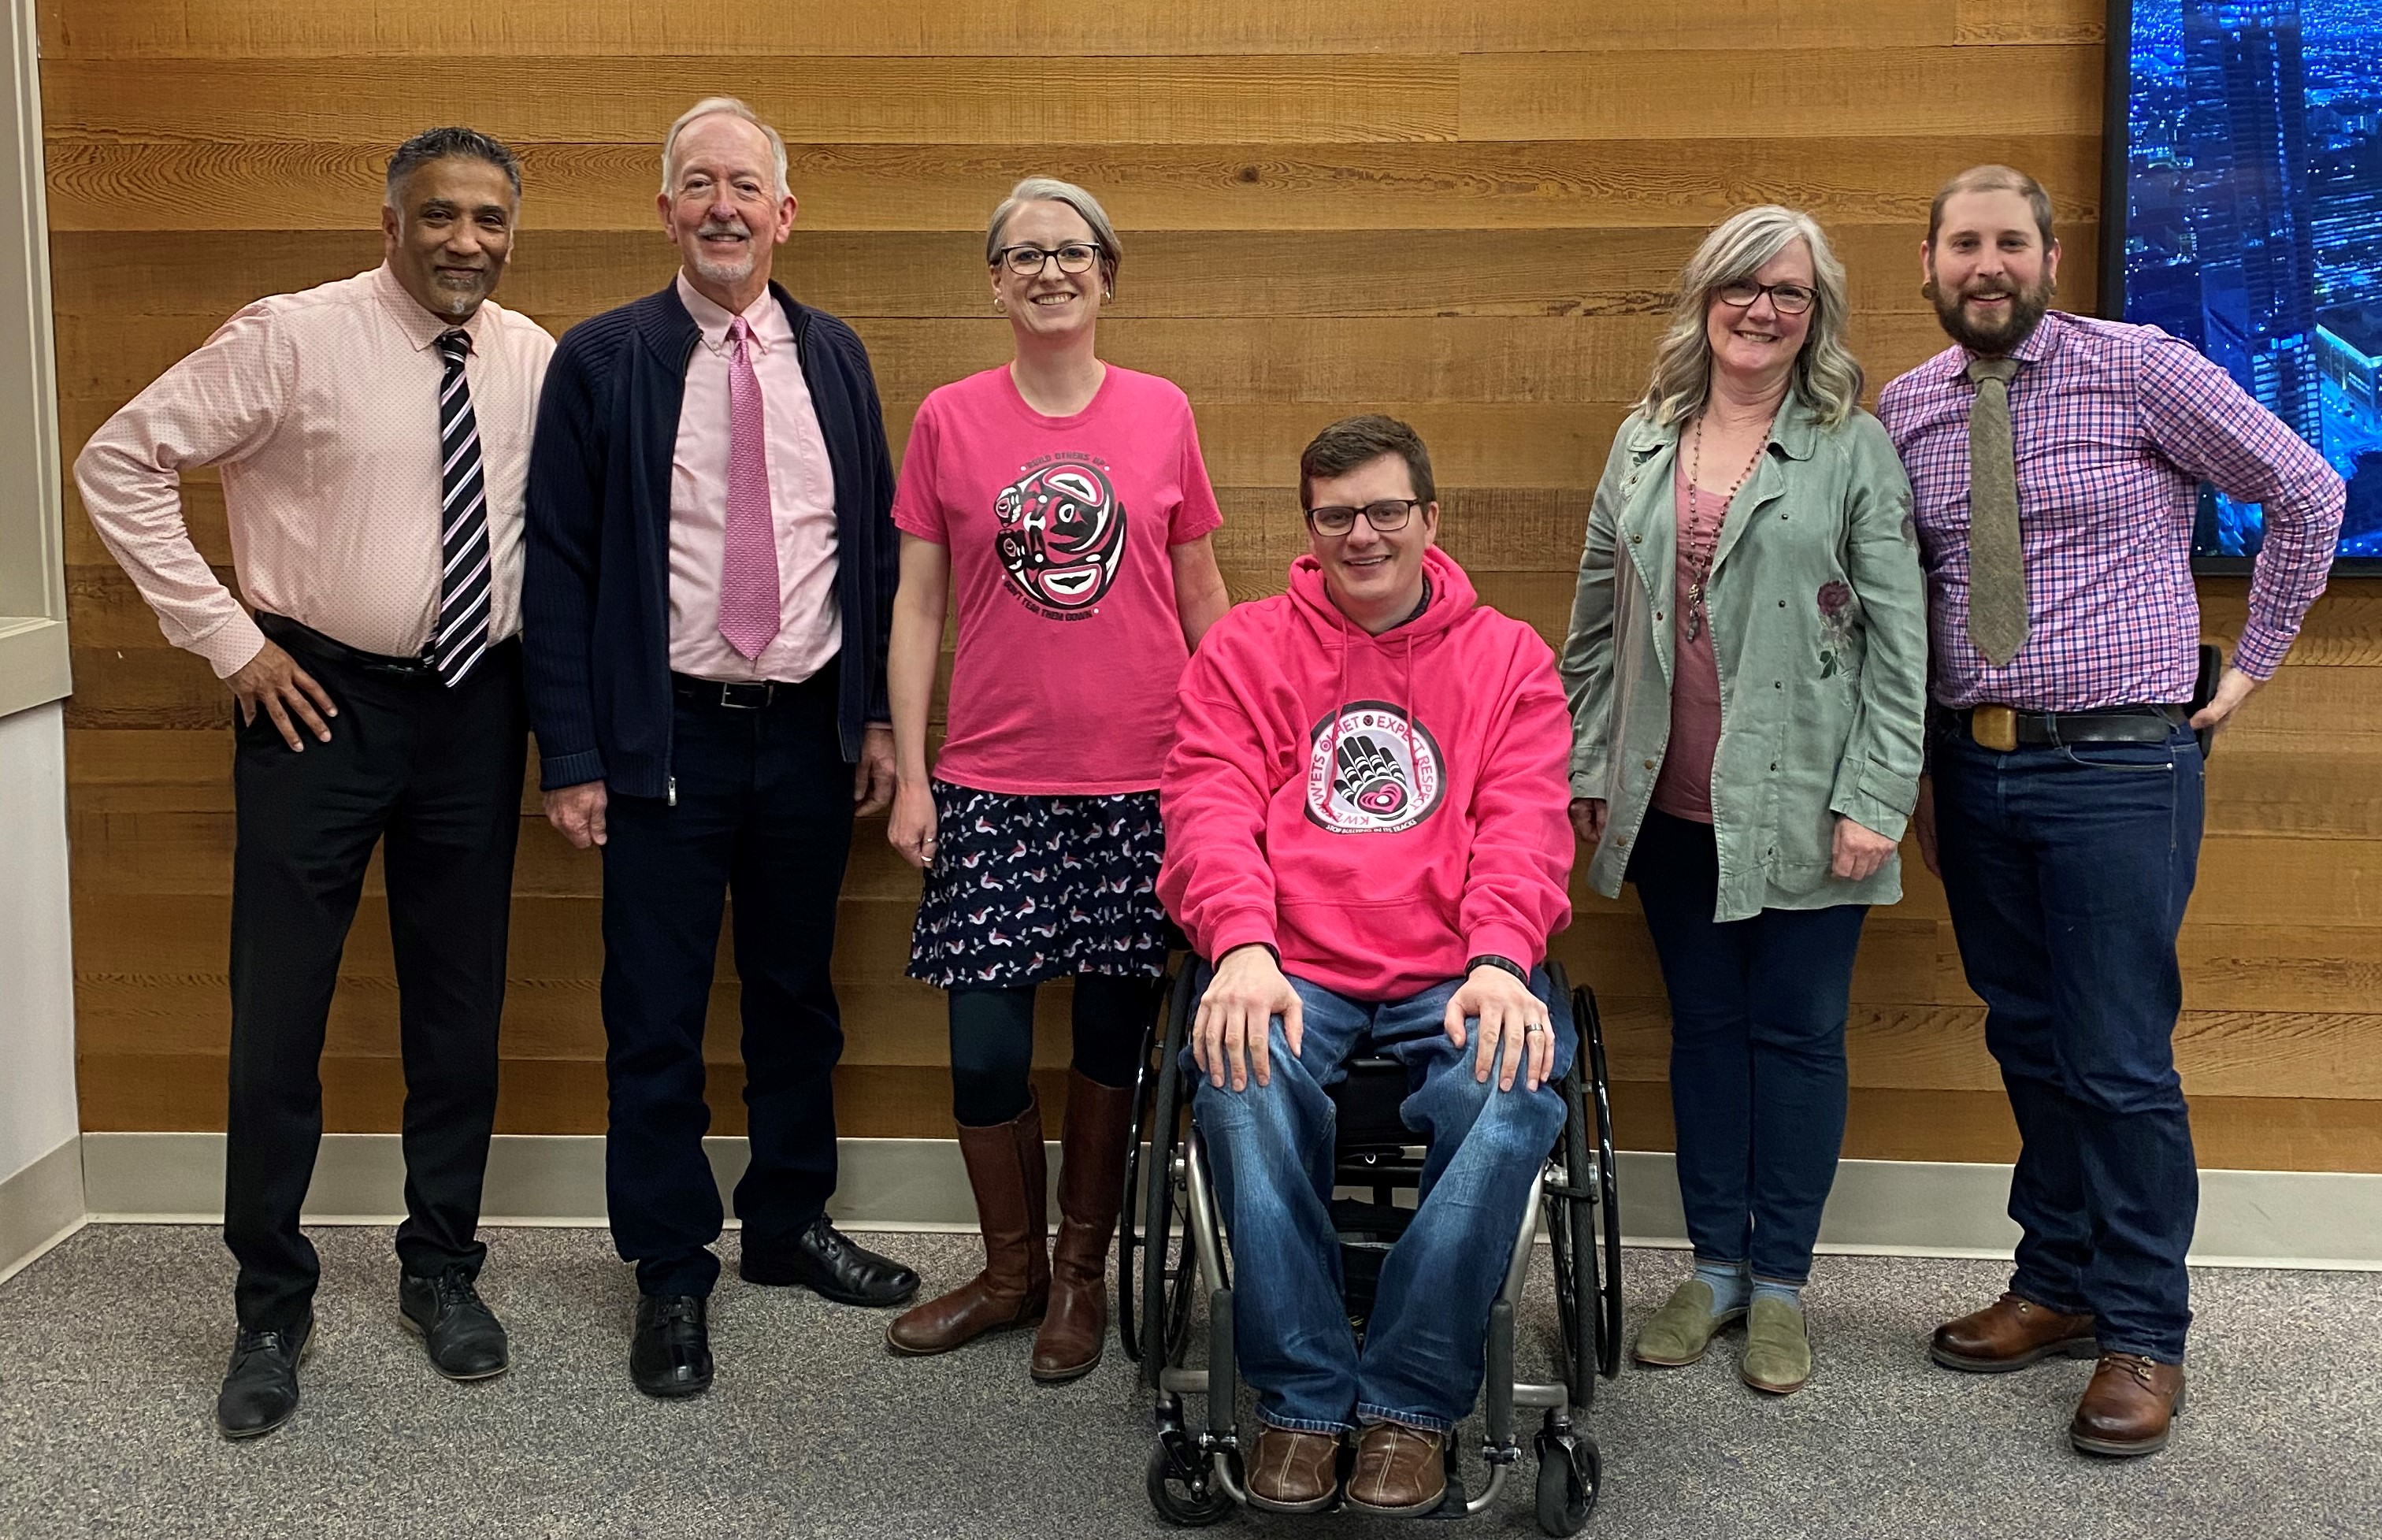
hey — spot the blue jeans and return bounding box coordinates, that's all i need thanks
[1189,969,1573,1434]
[1932,722,2204,1361]
[1627,810,1866,1286]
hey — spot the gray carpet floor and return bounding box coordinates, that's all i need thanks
[2,1225,2376,1538]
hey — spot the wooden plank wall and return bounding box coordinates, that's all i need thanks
[43,0,2382,1169]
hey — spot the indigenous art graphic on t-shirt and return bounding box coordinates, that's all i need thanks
[992,455,1127,620]
[1304,700,1446,835]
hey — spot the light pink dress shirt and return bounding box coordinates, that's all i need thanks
[668,273,842,683]
[75,263,555,677]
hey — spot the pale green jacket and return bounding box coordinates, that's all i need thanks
[1560,398,1928,922]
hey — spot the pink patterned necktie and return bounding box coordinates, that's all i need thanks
[717,314,781,660]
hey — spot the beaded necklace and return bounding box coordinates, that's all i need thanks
[1683,412,1775,643]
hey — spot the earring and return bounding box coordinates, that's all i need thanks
[994,297,1006,311]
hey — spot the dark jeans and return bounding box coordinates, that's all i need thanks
[1189,968,1573,1433]
[227,631,525,1333]
[599,664,854,1298]
[1627,810,1866,1286]
[1932,722,2204,1361]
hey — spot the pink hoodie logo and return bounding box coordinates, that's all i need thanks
[1304,701,1445,835]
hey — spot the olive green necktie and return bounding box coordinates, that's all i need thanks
[1964,356,2027,667]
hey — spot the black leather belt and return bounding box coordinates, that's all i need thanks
[258,612,442,681]
[1948,703,2187,751]
[672,672,794,710]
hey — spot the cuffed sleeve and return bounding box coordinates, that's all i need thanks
[1560,430,1631,799]
[1827,415,1928,844]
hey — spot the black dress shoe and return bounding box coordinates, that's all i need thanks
[399,1266,510,1380]
[740,1217,920,1307]
[217,1314,313,1440]
[631,1294,713,1398]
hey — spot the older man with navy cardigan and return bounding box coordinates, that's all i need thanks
[523,96,914,1398]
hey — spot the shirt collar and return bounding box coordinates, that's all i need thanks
[370,262,489,354]
[1939,306,2070,384]
[676,272,789,354]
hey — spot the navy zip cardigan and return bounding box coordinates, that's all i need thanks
[521,281,897,799]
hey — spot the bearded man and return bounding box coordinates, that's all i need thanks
[1877,165,2342,1458]
[522,96,915,1398]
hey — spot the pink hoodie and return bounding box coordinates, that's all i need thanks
[1159,546,1574,1003]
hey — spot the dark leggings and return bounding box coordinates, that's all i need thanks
[949,973,1163,1126]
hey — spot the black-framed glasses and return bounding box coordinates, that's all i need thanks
[995,242,1102,276]
[1305,499,1420,536]
[1714,279,1816,315]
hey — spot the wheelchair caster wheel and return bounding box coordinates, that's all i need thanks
[1533,1423,1599,1535]
[1147,1442,1234,1527]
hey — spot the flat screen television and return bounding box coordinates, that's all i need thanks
[2105,0,2382,572]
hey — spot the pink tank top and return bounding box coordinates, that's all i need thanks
[1651,457,1726,823]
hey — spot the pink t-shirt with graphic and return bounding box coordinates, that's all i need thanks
[892,364,1223,796]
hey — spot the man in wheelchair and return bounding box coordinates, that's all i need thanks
[1157,415,1575,1516]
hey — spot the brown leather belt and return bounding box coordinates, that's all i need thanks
[1953,703,2188,752]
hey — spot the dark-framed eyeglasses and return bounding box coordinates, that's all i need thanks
[1714,279,1817,315]
[994,242,1102,276]
[1305,499,1421,536]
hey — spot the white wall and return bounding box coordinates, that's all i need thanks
[0,699,76,1182]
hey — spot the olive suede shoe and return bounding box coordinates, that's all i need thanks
[1740,1296,1812,1394]
[1634,1278,1744,1367]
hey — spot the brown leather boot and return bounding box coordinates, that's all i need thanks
[2071,1352,2185,1457]
[1030,1071,1134,1382]
[1931,1292,2098,1372]
[885,1098,1048,1356]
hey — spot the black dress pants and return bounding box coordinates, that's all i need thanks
[226,625,526,1333]
[599,662,855,1298]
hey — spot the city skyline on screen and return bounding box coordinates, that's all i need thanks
[2124,0,2382,561]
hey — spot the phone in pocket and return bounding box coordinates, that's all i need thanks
[2190,642,2223,761]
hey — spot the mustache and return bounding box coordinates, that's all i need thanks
[696,218,751,239]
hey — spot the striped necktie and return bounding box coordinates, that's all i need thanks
[431,328,492,688]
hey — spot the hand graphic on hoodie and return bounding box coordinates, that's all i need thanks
[1334,730,1411,818]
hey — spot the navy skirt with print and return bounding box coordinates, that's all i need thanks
[907,780,1178,989]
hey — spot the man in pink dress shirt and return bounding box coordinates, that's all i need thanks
[76,128,555,1439]
[522,98,913,1399]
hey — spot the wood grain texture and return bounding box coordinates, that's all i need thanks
[53,0,2382,1172]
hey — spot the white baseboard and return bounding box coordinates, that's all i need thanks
[72,1133,2382,1271]
[0,1135,87,1283]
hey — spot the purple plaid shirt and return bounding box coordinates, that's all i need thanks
[1876,311,2343,711]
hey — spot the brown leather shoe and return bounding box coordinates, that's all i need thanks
[1031,1071,1134,1383]
[1245,1425,1341,1514]
[1931,1292,2098,1373]
[885,1098,1048,1355]
[1345,1422,1446,1516]
[2071,1352,2186,1457]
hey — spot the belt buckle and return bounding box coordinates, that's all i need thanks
[717,681,772,711]
[1970,703,2018,752]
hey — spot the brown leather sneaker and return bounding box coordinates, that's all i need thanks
[1244,1425,1341,1514]
[1345,1422,1446,1516]
[2071,1353,2186,1457]
[1931,1292,2098,1373]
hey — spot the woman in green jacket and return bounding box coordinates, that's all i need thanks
[1560,206,1927,1396]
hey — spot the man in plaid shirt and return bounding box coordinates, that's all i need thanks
[1879,165,2342,1459]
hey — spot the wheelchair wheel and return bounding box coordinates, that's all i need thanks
[1120,968,1196,1365]
[1579,985,1625,1378]
[1533,1418,1601,1537]
[1146,1441,1234,1527]
[1548,1054,1600,1409]
[1126,965,1204,1385]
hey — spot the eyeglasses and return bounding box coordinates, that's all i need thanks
[1305,499,1421,536]
[1714,280,1816,315]
[995,243,1102,276]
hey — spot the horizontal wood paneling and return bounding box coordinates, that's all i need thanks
[49,0,2382,1173]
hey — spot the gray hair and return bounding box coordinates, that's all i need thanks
[986,176,1122,295]
[1638,206,1864,429]
[384,127,521,209]
[661,96,789,199]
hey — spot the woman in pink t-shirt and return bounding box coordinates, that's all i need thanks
[881,178,1230,1382]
